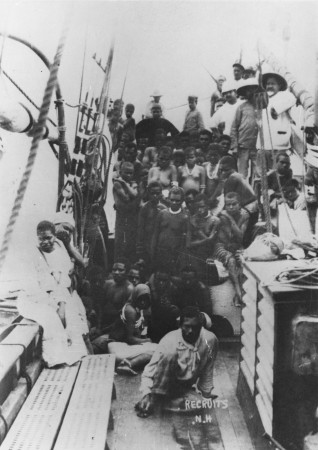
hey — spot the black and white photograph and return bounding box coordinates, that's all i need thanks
[0,1,317,449]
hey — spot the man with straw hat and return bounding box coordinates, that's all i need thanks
[230,78,259,179]
[256,71,296,173]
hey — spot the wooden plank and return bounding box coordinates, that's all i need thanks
[1,364,80,450]
[0,345,23,380]
[1,323,39,347]
[0,360,42,444]
[53,355,116,450]
[214,354,255,450]
[240,361,254,394]
[255,394,272,435]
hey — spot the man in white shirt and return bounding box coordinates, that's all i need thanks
[256,72,296,173]
[209,81,240,137]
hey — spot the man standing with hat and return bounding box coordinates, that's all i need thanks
[233,61,245,84]
[210,74,226,117]
[209,80,240,137]
[230,79,259,179]
[256,71,296,173]
[183,95,205,138]
[145,89,165,119]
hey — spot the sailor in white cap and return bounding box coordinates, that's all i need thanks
[144,89,165,119]
[209,80,241,137]
[256,71,296,173]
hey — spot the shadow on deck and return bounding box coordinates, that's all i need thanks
[107,341,272,450]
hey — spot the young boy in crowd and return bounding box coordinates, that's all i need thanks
[128,265,141,287]
[114,142,143,182]
[219,135,234,157]
[183,188,199,217]
[183,96,205,138]
[142,128,167,168]
[122,103,136,142]
[172,149,185,168]
[136,135,149,162]
[151,187,189,275]
[136,181,166,271]
[203,143,224,208]
[148,146,178,201]
[187,194,220,282]
[113,162,140,262]
[176,131,190,151]
[178,147,206,194]
[214,192,249,307]
[282,179,306,210]
[196,129,213,164]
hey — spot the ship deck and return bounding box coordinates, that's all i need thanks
[108,341,271,450]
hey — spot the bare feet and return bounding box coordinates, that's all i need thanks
[116,360,138,376]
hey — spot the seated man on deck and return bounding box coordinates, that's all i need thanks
[91,258,134,354]
[214,192,249,307]
[108,284,157,375]
[18,220,89,367]
[135,306,218,418]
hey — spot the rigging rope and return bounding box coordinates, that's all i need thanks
[0,22,69,273]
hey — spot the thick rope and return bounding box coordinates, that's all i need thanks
[0,24,68,273]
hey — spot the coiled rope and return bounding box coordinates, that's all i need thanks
[0,22,69,273]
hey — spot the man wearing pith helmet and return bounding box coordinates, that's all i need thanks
[145,89,165,118]
[209,80,240,137]
[256,71,296,173]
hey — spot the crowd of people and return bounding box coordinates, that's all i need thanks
[17,59,316,421]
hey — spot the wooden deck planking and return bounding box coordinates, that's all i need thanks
[214,350,255,450]
[108,374,180,450]
[109,345,255,450]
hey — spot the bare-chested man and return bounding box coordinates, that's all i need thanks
[91,259,134,353]
[113,161,140,262]
[148,146,178,201]
[151,187,189,275]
